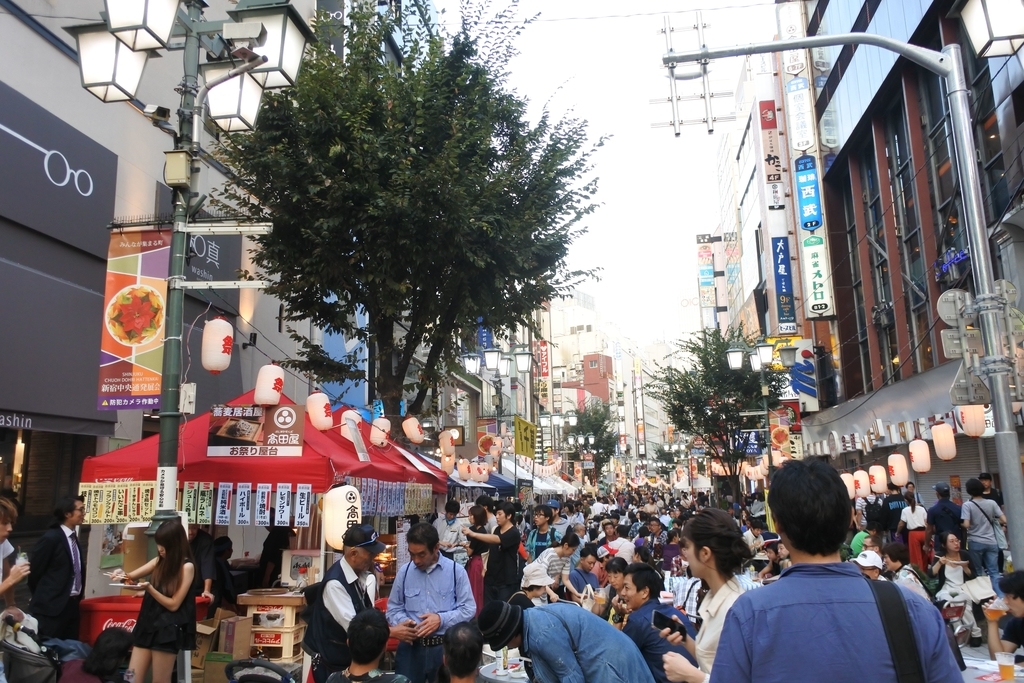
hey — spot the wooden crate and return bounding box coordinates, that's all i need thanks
[250,624,306,661]
[237,592,305,629]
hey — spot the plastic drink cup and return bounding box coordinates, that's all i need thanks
[14,552,28,567]
[996,651,1015,681]
[987,598,1009,622]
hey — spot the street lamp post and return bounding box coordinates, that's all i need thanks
[668,31,1024,558]
[70,0,311,531]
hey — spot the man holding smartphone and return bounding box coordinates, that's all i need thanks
[620,563,697,683]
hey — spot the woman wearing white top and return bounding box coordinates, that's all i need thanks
[897,491,928,570]
[659,508,753,683]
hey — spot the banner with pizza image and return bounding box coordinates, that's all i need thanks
[97,229,170,410]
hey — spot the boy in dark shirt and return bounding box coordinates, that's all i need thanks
[986,571,1024,663]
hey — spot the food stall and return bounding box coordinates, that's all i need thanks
[76,390,448,661]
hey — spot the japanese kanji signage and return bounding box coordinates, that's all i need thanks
[785,78,815,151]
[800,234,836,318]
[98,229,170,410]
[207,404,306,456]
[760,100,785,210]
[795,155,822,231]
[772,238,797,332]
[514,416,537,458]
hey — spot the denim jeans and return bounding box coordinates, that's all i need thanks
[395,641,443,683]
[968,542,1003,597]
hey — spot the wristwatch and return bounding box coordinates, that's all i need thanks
[612,613,624,624]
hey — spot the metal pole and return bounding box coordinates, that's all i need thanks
[663,33,1024,560]
[943,43,1024,560]
[153,0,205,532]
[154,3,270,533]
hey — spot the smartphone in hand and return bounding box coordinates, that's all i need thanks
[652,610,687,640]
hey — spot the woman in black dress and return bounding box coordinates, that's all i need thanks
[114,520,196,683]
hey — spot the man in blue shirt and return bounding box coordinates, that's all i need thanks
[567,546,599,601]
[710,459,962,683]
[478,600,656,683]
[386,522,476,683]
[620,563,697,683]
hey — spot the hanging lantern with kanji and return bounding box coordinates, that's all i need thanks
[306,392,333,431]
[254,364,285,405]
[201,317,233,374]
[370,418,391,447]
[887,453,909,487]
[403,416,425,444]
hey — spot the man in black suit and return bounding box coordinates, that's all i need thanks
[28,496,86,640]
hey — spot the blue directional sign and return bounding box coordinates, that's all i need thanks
[795,154,822,231]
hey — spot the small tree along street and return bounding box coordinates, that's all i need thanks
[562,398,616,480]
[218,2,600,418]
[648,328,788,499]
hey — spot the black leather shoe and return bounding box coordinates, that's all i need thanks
[969,636,983,648]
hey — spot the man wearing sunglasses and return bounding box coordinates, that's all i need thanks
[302,524,386,683]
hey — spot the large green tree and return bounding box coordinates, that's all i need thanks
[648,328,789,498]
[217,2,599,416]
[563,398,616,480]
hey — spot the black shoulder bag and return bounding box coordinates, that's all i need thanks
[867,580,926,683]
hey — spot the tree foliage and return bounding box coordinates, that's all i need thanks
[216,1,600,415]
[647,328,789,486]
[563,398,616,479]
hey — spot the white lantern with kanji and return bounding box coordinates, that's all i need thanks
[403,416,425,444]
[930,422,954,462]
[887,453,909,487]
[840,472,856,500]
[201,317,233,374]
[340,410,363,441]
[959,405,987,438]
[440,452,456,475]
[370,418,391,447]
[323,485,360,550]
[254,364,285,405]
[853,470,870,497]
[306,392,333,431]
[456,458,471,480]
[439,430,456,457]
[771,449,785,467]
[868,465,888,494]
[471,463,489,482]
[913,436,937,473]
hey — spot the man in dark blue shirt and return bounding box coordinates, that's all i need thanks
[710,459,961,683]
[926,482,963,553]
[620,563,696,683]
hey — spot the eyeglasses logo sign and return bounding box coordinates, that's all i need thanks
[0,122,94,196]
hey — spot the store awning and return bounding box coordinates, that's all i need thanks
[500,458,534,484]
[81,391,446,493]
[803,361,960,447]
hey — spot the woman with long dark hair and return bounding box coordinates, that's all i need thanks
[897,491,927,570]
[662,507,753,683]
[930,530,981,645]
[113,521,196,683]
[462,505,488,617]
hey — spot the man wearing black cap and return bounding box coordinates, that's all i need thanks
[477,600,656,683]
[925,482,963,554]
[302,524,386,683]
[979,472,1004,507]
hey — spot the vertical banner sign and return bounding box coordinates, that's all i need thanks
[514,416,538,458]
[759,101,785,210]
[255,484,272,526]
[772,238,797,332]
[197,482,214,525]
[275,484,292,525]
[785,78,814,151]
[295,484,312,527]
[183,482,198,524]
[97,229,170,409]
[215,483,232,526]
[236,483,252,526]
[141,482,155,519]
[115,486,128,524]
[698,243,716,307]
[795,155,822,230]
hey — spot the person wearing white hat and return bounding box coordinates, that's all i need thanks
[507,562,556,610]
[852,550,887,581]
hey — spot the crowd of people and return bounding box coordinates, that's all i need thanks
[300,460,1024,683]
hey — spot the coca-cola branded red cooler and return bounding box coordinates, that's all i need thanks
[79,595,211,646]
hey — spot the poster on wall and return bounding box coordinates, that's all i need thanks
[97,229,170,410]
[236,483,252,526]
[255,484,272,526]
[295,483,312,527]
[215,482,232,526]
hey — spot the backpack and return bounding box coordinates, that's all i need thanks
[864,496,886,525]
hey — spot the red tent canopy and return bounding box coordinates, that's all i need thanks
[80,392,445,493]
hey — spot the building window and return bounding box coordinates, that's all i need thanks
[842,176,872,395]
[885,103,934,375]
[589,360,598,369]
